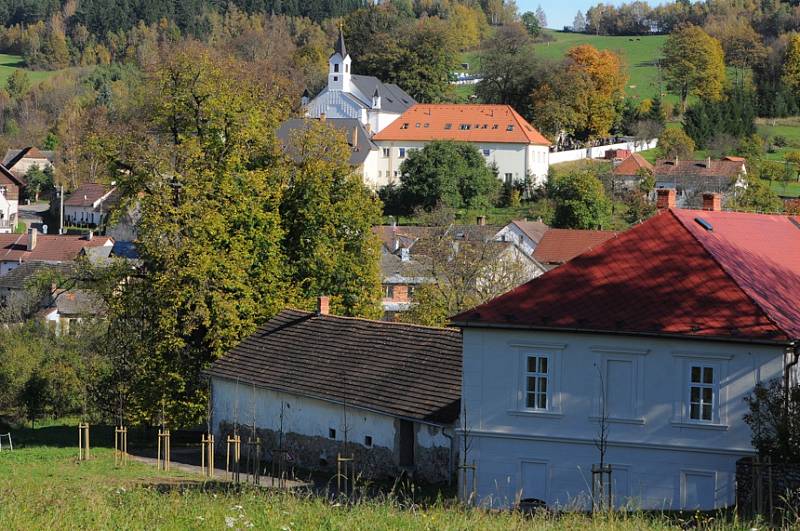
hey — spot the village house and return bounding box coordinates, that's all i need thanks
[371,104,551,188]
[63,183,117,228]
[654,158,746,208]
[303,30,415,134]
[532,228,618,270]
[2,146,54,180]
[451,203,800,511]
[207,299,462,483]
[277,117,382,189]
[494,219,549,257]
[41,289,105,336]
[612,153,654,185]
[0,228,113,276]
[0,164,23,233]
[380,250,430,320]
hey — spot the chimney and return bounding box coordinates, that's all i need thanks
[656,188,676,210]
[706,156,712,169]
[27,227,37,251]
[477,215,486,226]
[702,192,722,212]
[316,296,330,316]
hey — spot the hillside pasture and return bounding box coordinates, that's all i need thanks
[0,54,56,87]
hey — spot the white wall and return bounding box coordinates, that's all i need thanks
[460,327,784,510]
[494,224,540,257]
[10,157,52,176]
[211,377,450,452]
[548,139,658,166]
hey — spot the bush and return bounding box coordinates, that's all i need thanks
[548,170,612,229]
[773,135,788,148]
[744,378,800,462]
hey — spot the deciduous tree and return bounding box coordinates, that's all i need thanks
[662,25,726,113]
[657,127,696,159]
[548,170,612,229]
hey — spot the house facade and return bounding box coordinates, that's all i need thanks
[494,219,549,257]
[208,301,462,483]
[452,208,800,510]
[303,30,415,135]
[3,146,54,179]
[0,164,23,233]
[63,183,117,228]
[371,104,551,189]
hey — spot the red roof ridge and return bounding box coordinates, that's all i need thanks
[668,208,796,340]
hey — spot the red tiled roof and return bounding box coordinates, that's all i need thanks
[0,234,113,263]
[654,159,745,179]
[532,229,617,265]
[372,104,551,145]
[613,153,654,176]
[452,210,800,343]
[64,183,114,207]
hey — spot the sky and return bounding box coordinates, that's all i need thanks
[517,0,630,31]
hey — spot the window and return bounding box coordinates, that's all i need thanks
[333,63,339,73]
[525,355,549,409]
[393,170,399,177]
[383,284,394,298]
[492,124,499,129]
[364,435,373,447]
[382,148,390,157]
[506,124,514,131]
[423,123,430,128]
[482,148,491,157]
[398,148,406,159]
[407,285,415,299]
[459,123,471,130]
[333,76,338,81]
[415,122,420,128]
[328,428,336,439]
[689,365,715,421]
[400,123,409,129]
[444,123,452,130]
[345,64,349,73]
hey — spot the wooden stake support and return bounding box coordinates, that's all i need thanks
[336,453,354,496]
[226,434,241,483]
[271,448,290,488]
[245,436,262,486]
[114,426,128,466]
[458,461,477,505]
[78,423,90,461]
[201,434,215,478]
[157,429,171,471]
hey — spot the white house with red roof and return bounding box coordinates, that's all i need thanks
[451,205,800,511]
[371,104,551,188]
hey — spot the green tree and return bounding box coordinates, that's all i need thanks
[279,121,383,318]
[24,165,53,201]
[729,175,783,213]
[520,11,542,37]
[6,69,30,99]
[662,25,726,113]
[399,141,500,211]
[744,378,800,462]
[782,34,800,92]
[548,170,612,229]
[657,127,696,159]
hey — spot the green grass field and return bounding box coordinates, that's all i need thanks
[0,439,764,530]
[0,53,57,87]
[532,31,669,104]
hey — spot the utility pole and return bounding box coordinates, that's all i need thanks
[59,184,64,234]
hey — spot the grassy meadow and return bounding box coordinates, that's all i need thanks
[0,441,765,530]
[0,53,56,87]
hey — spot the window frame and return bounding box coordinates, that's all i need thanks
[382,148,390,158]
[670,352,731,429]
[687,364,717,423]
[398,148,406,159]
[511,343,565,417]
[524,354,550,410]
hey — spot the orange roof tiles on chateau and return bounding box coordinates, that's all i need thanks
[372,104,551,145]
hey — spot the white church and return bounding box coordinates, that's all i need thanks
[302,30,416,134]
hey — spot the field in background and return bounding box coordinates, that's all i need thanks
[0,54,56,87]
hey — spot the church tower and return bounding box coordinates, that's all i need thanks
[328,28,352,93]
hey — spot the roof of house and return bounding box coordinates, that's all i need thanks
[3,147,54,169]
[277,118,377,166]
[0,261,77,289]
[452,209,800,344]
[504,219,549,244]
[372,104,551,145]
[613,153,654,176]
[723,156,746,162]
[380,252,431,283]
[654,159,745,180]
[207,309,463,424]
[64,183,114,208]
[0,233,113,263]
[0,163,25,187]
[372,225,431,252]
[350,75,415,114]
[532,229,618,265]
[54,289,105,316]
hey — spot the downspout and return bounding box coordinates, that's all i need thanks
[785,341,799,407]
[442,426,455,486]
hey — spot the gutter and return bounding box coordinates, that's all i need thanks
[450,320,793,347]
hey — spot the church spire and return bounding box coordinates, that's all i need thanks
[334,26,347,58]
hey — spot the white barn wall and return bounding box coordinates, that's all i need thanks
[460,327,784,510]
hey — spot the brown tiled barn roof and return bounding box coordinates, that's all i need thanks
[208,309,462,424]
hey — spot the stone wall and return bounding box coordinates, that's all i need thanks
[736,457,800,521]
[217,421,452,485]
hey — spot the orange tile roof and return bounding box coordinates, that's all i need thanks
[0,234,113,263]
[532,228,618,265]
[372,104,551,145]
[612,153,653,176]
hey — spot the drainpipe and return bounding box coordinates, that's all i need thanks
[442,426,455,486]
[785,341,799,408]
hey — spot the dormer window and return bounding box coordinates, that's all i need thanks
[459,124,471,130]
[400,123,409,129]
[444,123,452,130]
[492,124,499,129]
[507,125,514,131]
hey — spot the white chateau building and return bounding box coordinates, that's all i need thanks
[303,30,416,134]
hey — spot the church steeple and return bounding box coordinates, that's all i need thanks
[328,26,351,93]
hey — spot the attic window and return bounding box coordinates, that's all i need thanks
[459,124,471,130]
[492,124,499,130]
[694,217,713,232]
[423,123,429,128]
[482,124,488,129]
[506,125,514,131]
[415,122,420,128]
[400,123,409,129]
[444,123,453,130]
